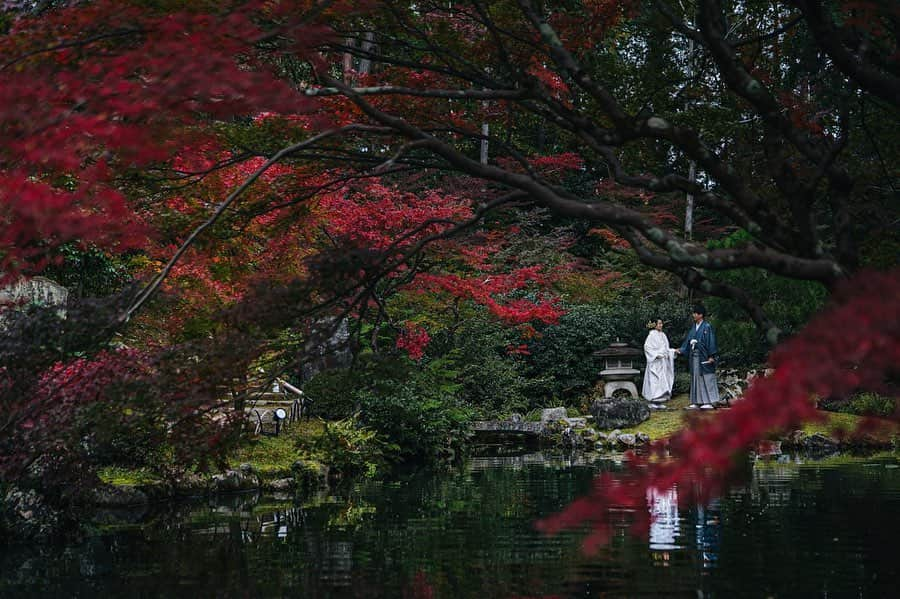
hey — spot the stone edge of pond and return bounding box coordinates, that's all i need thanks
[90,459,332,507]
[1,459,332,543]
[479,416,898,456]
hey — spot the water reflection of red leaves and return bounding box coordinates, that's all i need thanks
[536,268,900,553]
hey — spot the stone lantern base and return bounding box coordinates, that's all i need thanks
[599,367,641,399]
[603,380,639,399]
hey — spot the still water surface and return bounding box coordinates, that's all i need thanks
[3,451,899,598]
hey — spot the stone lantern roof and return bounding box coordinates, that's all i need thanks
[593,340,642,360]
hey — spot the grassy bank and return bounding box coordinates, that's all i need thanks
[620,393,898,445]
[98,419,327,487]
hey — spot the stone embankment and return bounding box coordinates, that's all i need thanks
[474,403,654,451]
[2,460,330,542]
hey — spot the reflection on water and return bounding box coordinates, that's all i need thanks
[695,499,721,570]
[645,486,721,576]
[2,451,899,598]
[647,486,680,552]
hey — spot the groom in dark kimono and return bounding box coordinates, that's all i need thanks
[675,303,721,410]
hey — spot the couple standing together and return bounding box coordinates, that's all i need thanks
[642,304,721,409]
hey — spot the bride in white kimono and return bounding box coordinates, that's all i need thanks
[642,318,675,403]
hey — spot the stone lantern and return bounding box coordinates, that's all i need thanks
[594,340,642,399]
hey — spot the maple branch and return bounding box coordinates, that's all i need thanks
[734,14,803,47]
[619,226,782,342]
[248,190,527,380]
[792,0,900,106]
[144,152,255,192]
[572,132,793,251]
[696,0,831,168]
[303,86,528,100]
[372,140,435,173]
[321,74,846,286]
[348,191,528,315]
[0,28,144,71]
[249,166,416,216]
[122,125,386,322]
[513,1,800,252]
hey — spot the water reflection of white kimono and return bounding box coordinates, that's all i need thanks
[642,330,675,402]
[647,486,680,551]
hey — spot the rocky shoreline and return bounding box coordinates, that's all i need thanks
[2,459,330,542]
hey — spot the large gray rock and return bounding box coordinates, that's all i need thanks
[0,276,68,310]
[617,433,637,448]
[2,487,64,541]
[0,276,68,328]
[541,407,568,424]
[265,478,296,492]
[799,432,840,453]
[90,484,149,507]
[590,397,650,430]
[210,468,260,494]
[301,317,353,381]
[174,473,209,497]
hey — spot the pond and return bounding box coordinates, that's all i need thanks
[3,451,899,598]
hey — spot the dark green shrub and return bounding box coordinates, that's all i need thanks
[305,354,473,463]
[820,392,896,418]
[356,385,473,464]
[302,368,366,420]
[297,418,390,477]
[673,371,692,395]
[393,312,533,417]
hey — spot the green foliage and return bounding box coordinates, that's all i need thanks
[444,318,531,417]
[42,244,131,297]
[673,372,692,395]
[357,385,472,464]
[73,382,173,471]
[859,233,900,270]
[820,393,897,418]
[97,466,162,487]
[300,367,366,420]
[232,421,325,478]
[302,354,473,463]
[297,418,389,477]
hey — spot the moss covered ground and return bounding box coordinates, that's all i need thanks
[618,393,897,444]
[98,419,326,486]
[229,419,325,478]
[97,466,162,486]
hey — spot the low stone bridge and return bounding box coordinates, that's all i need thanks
[472,420,547,437]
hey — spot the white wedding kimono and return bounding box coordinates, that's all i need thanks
[642,329,675,402]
